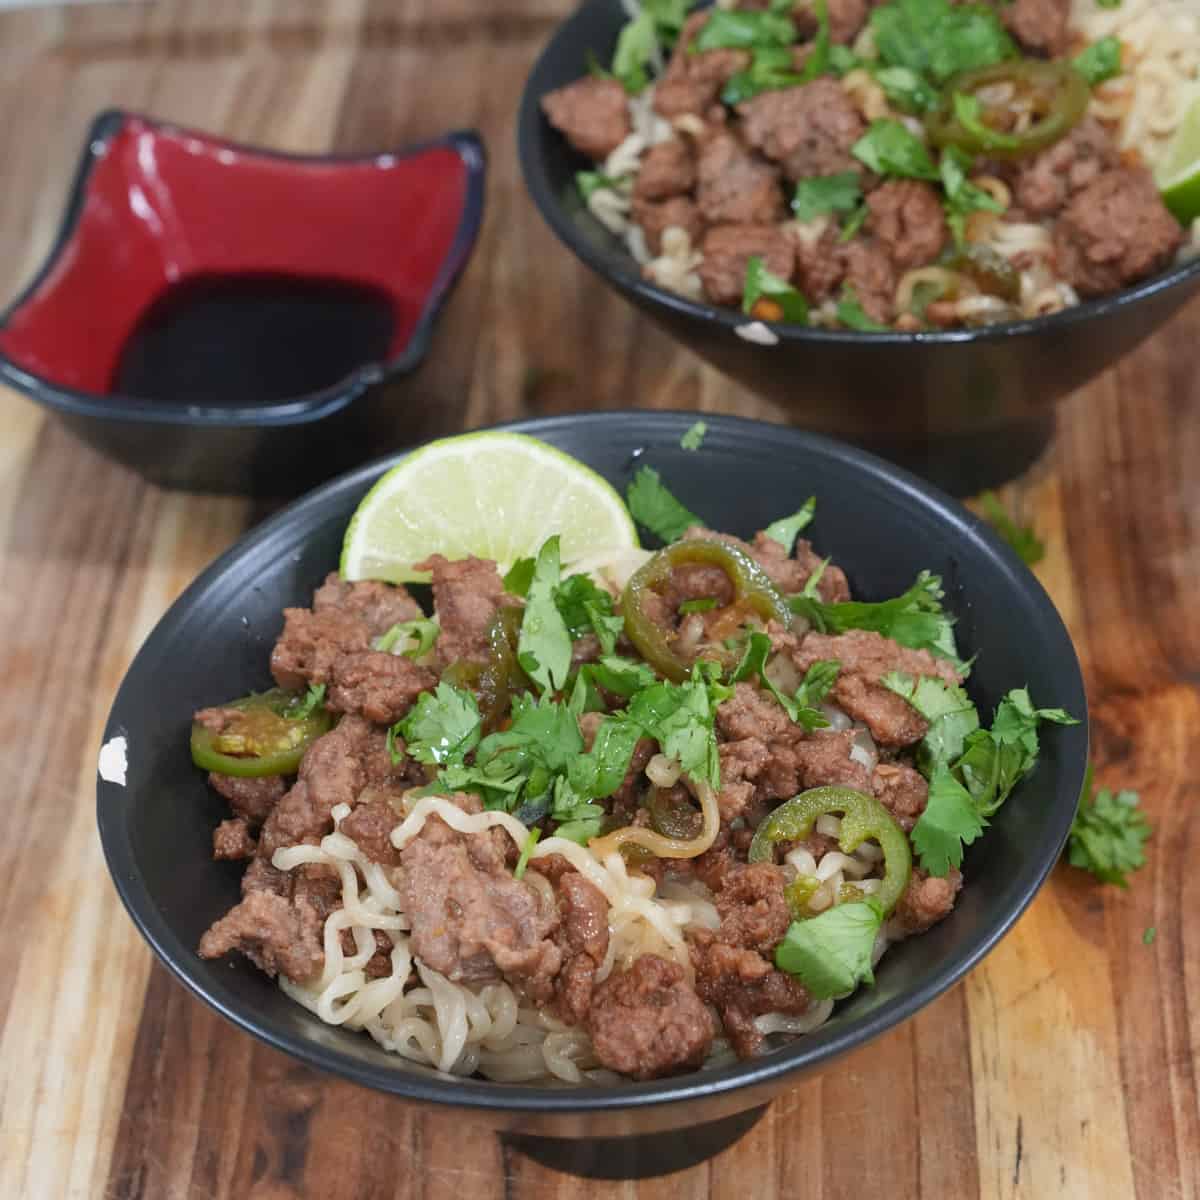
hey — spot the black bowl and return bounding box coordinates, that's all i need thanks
[517,1,1200,495]
[97,412,1087,1153]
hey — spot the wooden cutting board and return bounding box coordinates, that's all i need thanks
[0,2,1195,1196]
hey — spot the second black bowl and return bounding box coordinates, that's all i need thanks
[517,0,1200,495]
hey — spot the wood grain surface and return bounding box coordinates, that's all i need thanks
[0,2,1196,1196]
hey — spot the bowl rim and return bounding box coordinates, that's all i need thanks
[516,0,1200,347]
[0,109,487,428]
[96,410,1089,1114]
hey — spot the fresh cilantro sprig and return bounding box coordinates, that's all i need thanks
[790,570,966,670]
[731,631,830,731]
[792,172,863,225]
[1067,766,1150,887]
[393,682,482,766]
[852,119,938,181]
[775,897,885,998]
[939,146,1004,247]
[722,46,806,105]
[742,255,809,323]
[978,491,1045,566]
[576,169,623,204]
[517,537,573,694]
[513,827,541,879]
[872,65,939,114]
[288,683,327,719]
[762,496,816,552]
[692,8,795,53]
[1074,37,1122,87]
[680,420,707,451]
[870,0,1015,88]
[626,465,702,542]
[554,573,624,654]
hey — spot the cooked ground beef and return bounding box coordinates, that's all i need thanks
[792,629,961,746]
[258,715,403,858]
[208,771,286,825]
[541,76,632,160]
[894,867,963,934]
[690,928,811,1058]
[738,79,865,182]
[549,871,610,1025]
[872,762,928,831]
[632,195,706,255]
[312,572,423,639]
[416,554,519,666]
[653,12,752,118]
[634,138,697,201]
[213,817,257,860]
[866,180,948,272]
[696,132,787,225]
[199,884,325,981]
[338,798,403,867]
[270,606,371,691]
[1013,117,1118,218]
[1053,169,1184,297]
[699,222,796,305]
[715,863,792,954]
[839,238,897,325]
[398,794,560,985]
[1003,0,1070,56]
[326,651,437,724]
[588,954,715,1079]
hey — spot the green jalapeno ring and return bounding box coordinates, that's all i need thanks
[444,605,528,731]
[621,539,794,682]
[926,61,1090,160]
[190,688,333,778]
[748,785,912,917]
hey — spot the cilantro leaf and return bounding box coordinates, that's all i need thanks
[978,490,1045,566]
[518,537,573,693]
[800,0,831,82]
[626,465,701,542]
[939,146,1004,248]
[576,169,623,204]
[836,287,890,331]
[762,497,817,552]
[1095,0,1121,8]
[790,570,966,669]
[692,9,795,53]
[721,45,806,105]
[911,762,987,876]
[852,118,938,181]
[554,573,624,654]
[680,420,708,451]
[870,0,1015,87]
[395,682,482,766]
[1143,926,1156,945]
[567,715,645,801]
[829,44,861,76]
[871,64,938,114]
[883,671,979,773]
[1073,36,1122,87]
[612,10,656,94]
[288,683,326,719]
[1068,766,1151,887]
[679,597,719,614]
[742,255,809,323]
[795,659,840,708]
[513,828,541,879]
[374,618,439,658]
[628,666,727,788]
[587,655,659,698]
[792,173,863,224]
[503,556,536,597]
[731,630,830,731]
[774,898,884,998]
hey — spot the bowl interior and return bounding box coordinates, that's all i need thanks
[0,113,484,415]
[97,412,1087,1122]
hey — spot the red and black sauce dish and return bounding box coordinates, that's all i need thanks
[517,0,1200,497]
[0,111,485,495]
[97,412,1087,1176]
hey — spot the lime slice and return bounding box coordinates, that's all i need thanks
[340,432,639,583]
[1155,95,1200,224]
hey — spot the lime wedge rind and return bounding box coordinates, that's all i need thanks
[1155,94,1200,225]
[339,431,639,584]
